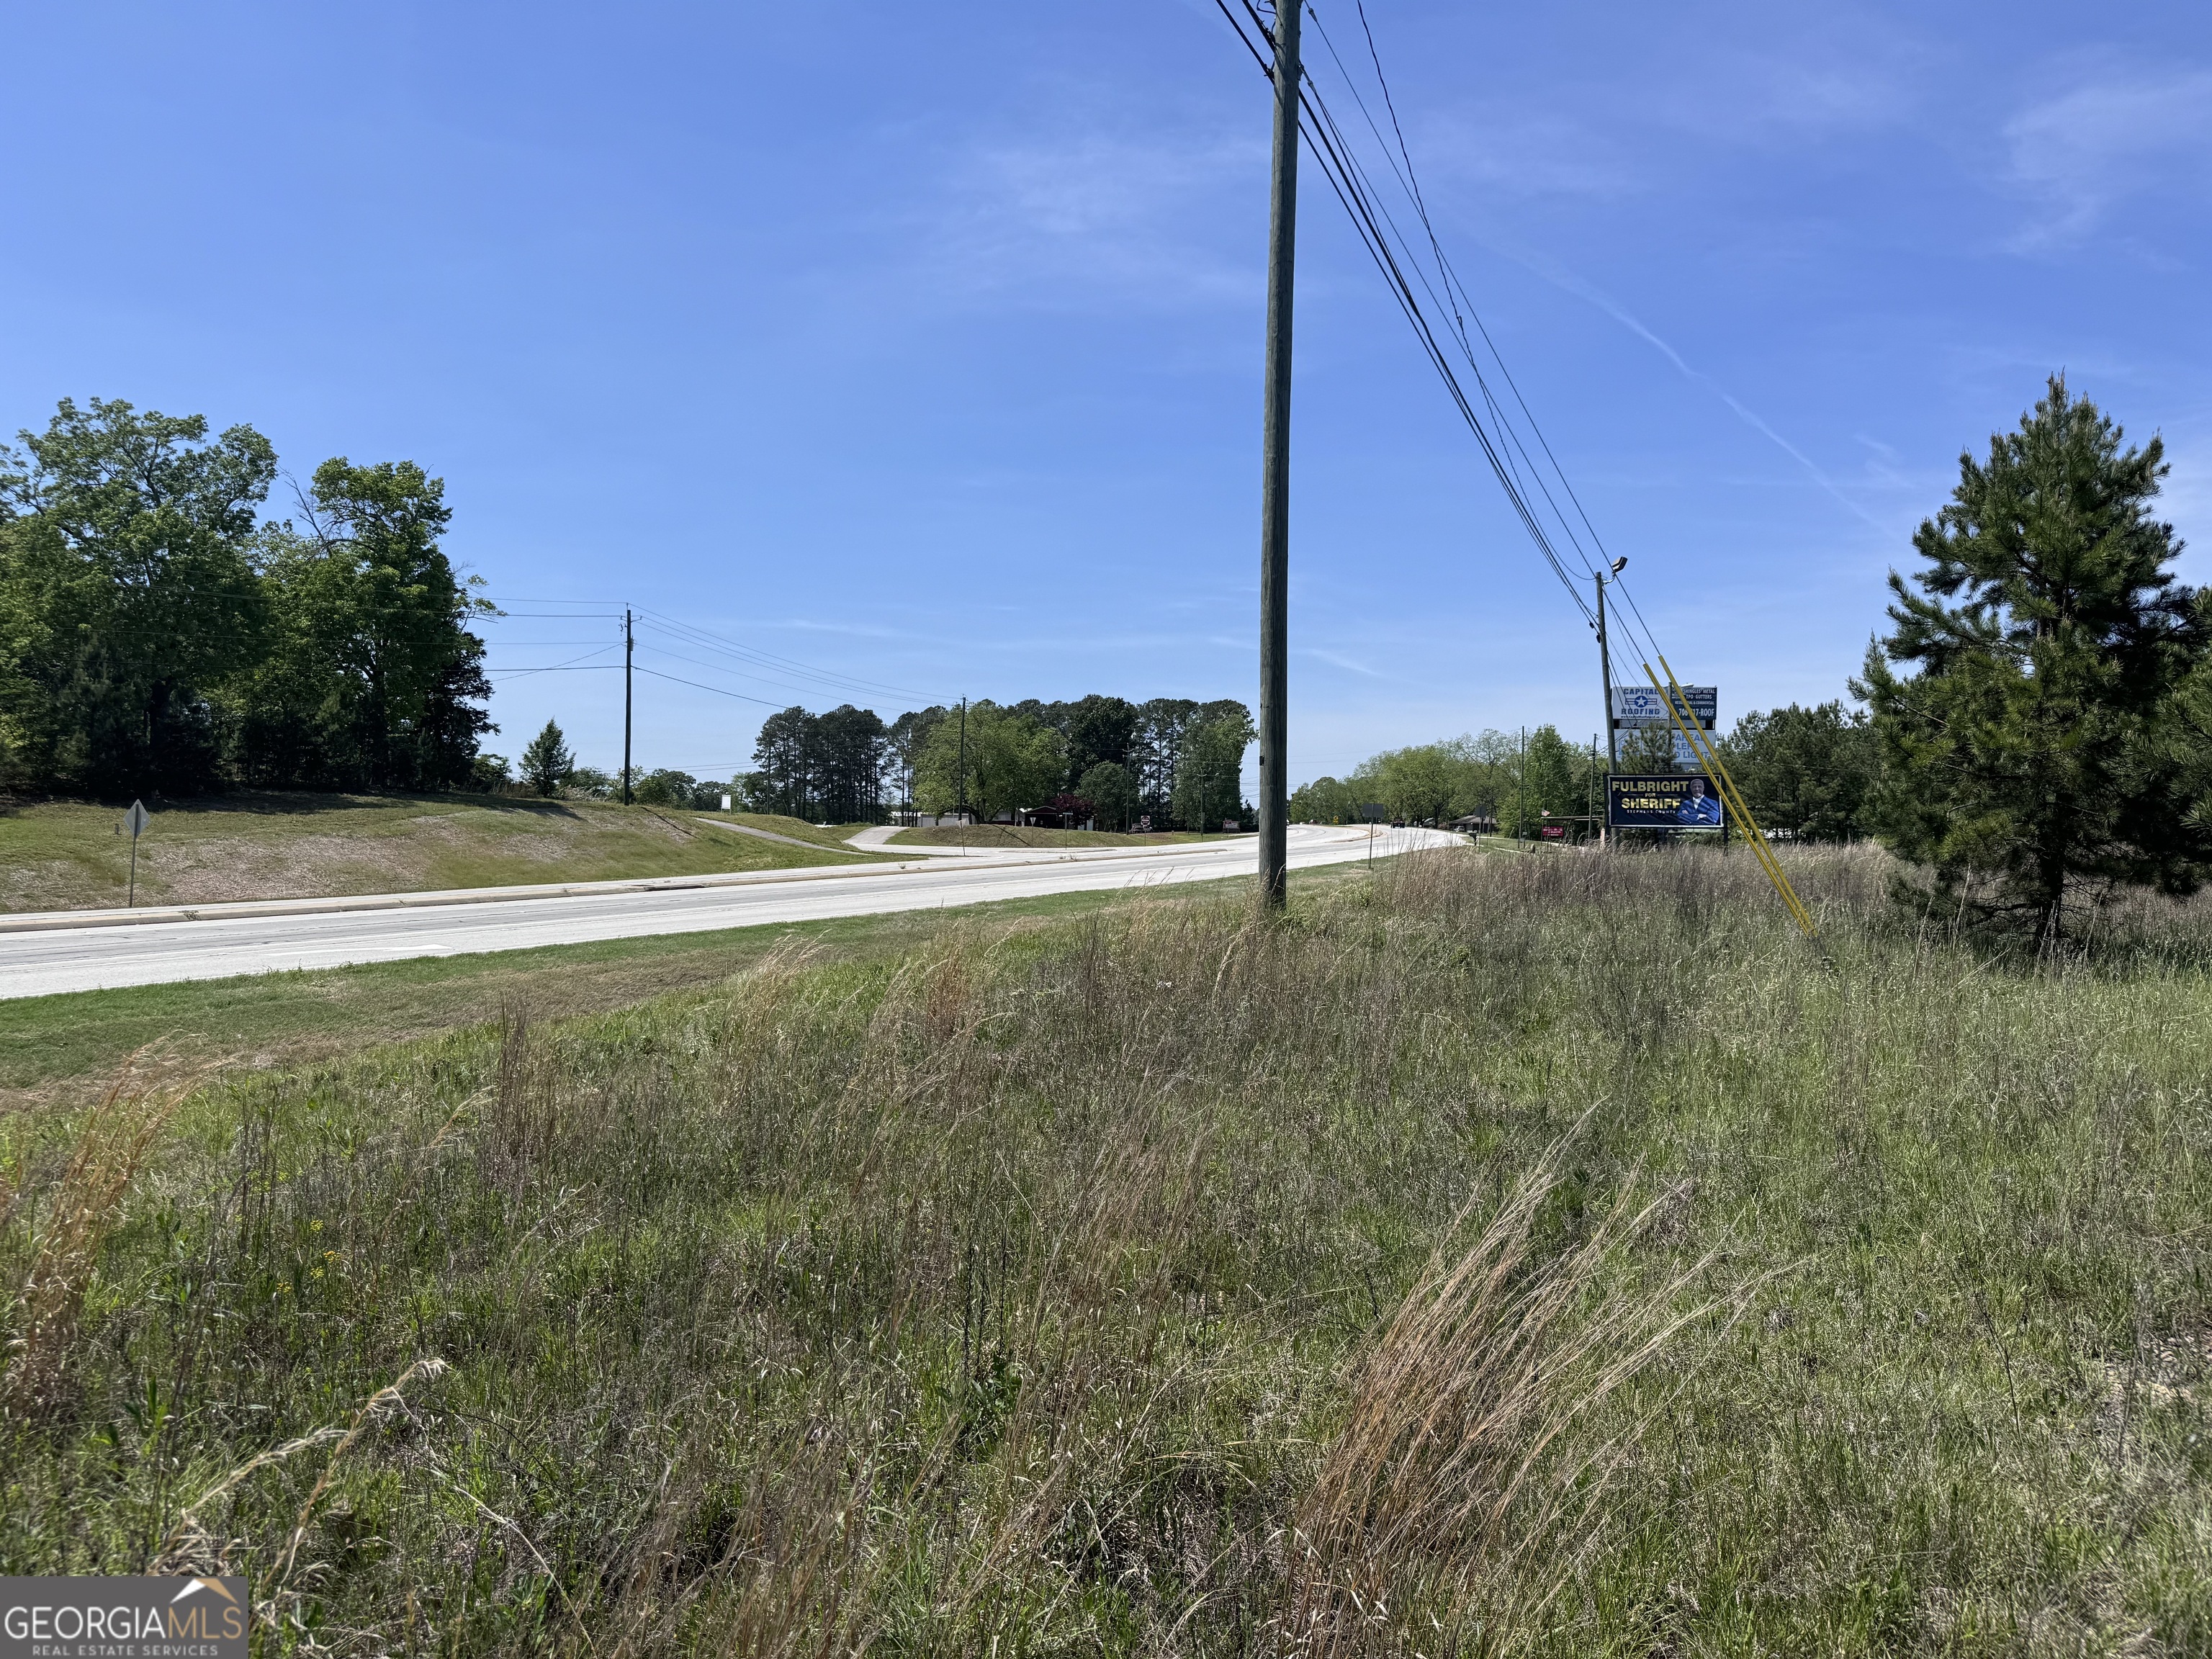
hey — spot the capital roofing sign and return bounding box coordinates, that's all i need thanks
[1611,685,1716,731]
[2,1576,247,1657]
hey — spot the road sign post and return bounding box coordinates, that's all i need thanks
[1361,801,1387,868]
[122,798,150,907]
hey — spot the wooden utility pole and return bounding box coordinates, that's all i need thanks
[1594,572,1617,772]
[622,608,634,805]
[1256,0,1302,909]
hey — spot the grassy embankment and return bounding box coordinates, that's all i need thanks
[5,845,2212,1653]
[889,823,1228,849]
[0,795,884,913]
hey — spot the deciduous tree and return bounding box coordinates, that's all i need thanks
[0,398,273,793]
[1078,760,1139,830]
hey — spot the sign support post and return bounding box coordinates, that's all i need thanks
[122,798,149,907]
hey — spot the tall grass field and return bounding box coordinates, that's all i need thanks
[4,846,2209,1655]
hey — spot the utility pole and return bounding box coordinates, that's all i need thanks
[622,608,634,806]
[1594,559,1623,773]
[956,697,969,822]
[1588,735,1598,844]
[1256,0,1302,910]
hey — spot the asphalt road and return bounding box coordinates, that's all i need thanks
[1,825,1457,1000]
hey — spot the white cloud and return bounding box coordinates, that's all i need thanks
[1301,647,1390,678]
[1413,107,1635,200]
[925,125,1263,306]
[2004,67,2212,245]
[1652,36,1922,143]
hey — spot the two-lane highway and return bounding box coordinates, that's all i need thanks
[1,824,1460,1000]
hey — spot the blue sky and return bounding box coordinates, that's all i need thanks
[4,1,2208,787]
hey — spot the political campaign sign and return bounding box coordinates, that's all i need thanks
[1607,773,1725,829]
[1611,685,1716,730]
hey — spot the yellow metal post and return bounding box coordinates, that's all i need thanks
[1642,660,1817,938]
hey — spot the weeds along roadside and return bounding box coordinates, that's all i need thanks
[2,843,2210,1653]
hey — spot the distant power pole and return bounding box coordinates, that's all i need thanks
[1256,0,1302,910]
[622,608,634,805]
[956,697,969,821]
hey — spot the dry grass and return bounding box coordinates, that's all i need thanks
[4,842,2211,1653]
[1,1051,202,1418]
[1283,1152,1742,1658]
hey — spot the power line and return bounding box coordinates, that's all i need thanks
[480,591,955,709]
[1296,1,1678,671]
[631,665,785,707]
[633,609,948,705]
[1213,0,1599,630]
[630,624,922,708]
[485,644,622,679]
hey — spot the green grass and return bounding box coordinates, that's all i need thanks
[0,793,885,913]
[0,876,1323,1105]
[6,845,2212,1654]
[889,822,1227,848]
[698,812,878,850]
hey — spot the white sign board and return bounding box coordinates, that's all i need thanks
[123,799,150,837]
[1611,685,1716,730]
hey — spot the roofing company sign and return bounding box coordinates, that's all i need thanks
[1611,685,1717,731]
[3,1576,248,1657]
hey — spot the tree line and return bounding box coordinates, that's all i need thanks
[510,695,1256,831]
[741,695,1255,830]
[0,398,492,796]
[1294,706,1879,842]
[1307,378,2212,943]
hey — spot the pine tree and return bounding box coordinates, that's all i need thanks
[521,719,575,798]
[1856,377,2209,941]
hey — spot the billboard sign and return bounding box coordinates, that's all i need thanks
[1611,685,1716,730]
[1606,773,1725,829]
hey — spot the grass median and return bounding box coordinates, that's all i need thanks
[4,845,2211,1653]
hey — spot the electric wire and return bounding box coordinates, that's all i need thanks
[634,609,948,705]
[631,665,783,707]
[1300,5,1612,607]
[631,617,944,707]
[1213,0,1596,628]
[1212,0,1695,676]
[1304,0,1675,670]
[486,644,621,679]
[479,593,954,709]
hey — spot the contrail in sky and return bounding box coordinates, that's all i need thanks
[1530,259,1888,534]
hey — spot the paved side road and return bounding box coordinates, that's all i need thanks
[1,825,1458,1000]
